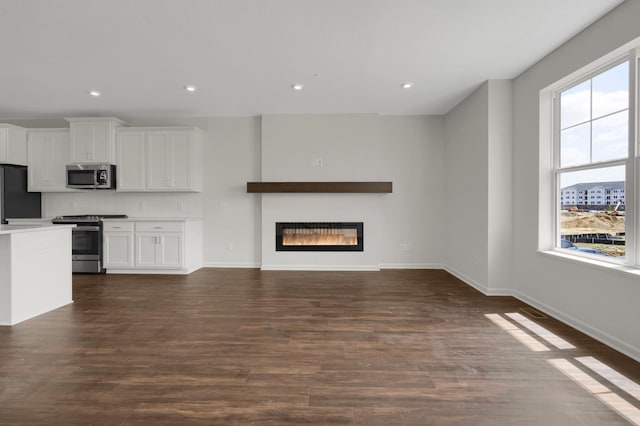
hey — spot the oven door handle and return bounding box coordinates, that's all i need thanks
[74,225,101,232]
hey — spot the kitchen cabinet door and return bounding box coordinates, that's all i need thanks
[135,234,160,268]
[116,130,146,191]
[69,123,94,162]
[27,133,49,191]
[146,130,197,191]
[166,131,192,190]
[135,232,184,269]
[146,132,171,190]
[157,233,183,268]
[27,130,72,192]
[49,132,72,189]
[0,124,27,165]
[104,232,134,268]
[67,118,124,163]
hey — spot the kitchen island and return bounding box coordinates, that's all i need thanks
[0,224,75,325]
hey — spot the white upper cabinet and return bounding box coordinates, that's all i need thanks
[115,130,146,191]
[0,124,27,166]
[115,127,202,192]
[66,117,126,163]
[27,129,73,192]
[147,130,195,191]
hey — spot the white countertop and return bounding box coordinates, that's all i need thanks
[8,217,202,224]
[102,217,202,222]
[0,224,75,235]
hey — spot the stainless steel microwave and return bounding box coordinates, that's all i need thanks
[66,164,116,189]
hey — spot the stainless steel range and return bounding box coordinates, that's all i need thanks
[52,214,127,273]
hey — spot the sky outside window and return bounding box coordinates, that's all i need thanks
[559,61,629,186]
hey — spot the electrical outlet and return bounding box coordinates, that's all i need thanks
[226,242,233,251]
[400,243,409,252]
[177,202,184,210]
[311,158,323,167]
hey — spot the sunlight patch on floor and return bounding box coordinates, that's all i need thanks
[484,313,549,352]
[549,358,640,426]
[577,356,640,402]
[505,312,575,350]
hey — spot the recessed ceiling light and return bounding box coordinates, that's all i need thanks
[89,90,101,97]
[185,85,197,92]
[292,83,304,91]
[401,82,413,89]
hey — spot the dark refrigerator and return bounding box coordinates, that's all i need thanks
[0,165,41,224]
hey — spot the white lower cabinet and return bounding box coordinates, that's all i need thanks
[135,232,183,268]
[103,233,134,268]
[103,220,201,274]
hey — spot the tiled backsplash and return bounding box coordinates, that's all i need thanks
[43,192,203,218]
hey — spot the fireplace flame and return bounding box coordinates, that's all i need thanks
[282,228,358,246]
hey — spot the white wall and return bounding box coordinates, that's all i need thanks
[512,0,640,360]
[379,116,445,268]
[444,82,490,290]
[487,80,513,294]
[259,114,445,270]
[262,114,383,181]
[443,80,513,295]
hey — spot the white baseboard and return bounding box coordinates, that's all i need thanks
[202,262,261,269]
[379,263,443,269]
[205,262,442,271]
[442,266,513,296]
[443,265,489,294]
[106,269,190,275]
[260,264,380,271]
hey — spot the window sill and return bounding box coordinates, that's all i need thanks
[538,249,640,278]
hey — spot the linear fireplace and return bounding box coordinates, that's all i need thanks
[276,222,364,251]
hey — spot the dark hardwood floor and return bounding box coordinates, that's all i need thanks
[0,269,639,425]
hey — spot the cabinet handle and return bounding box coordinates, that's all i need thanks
[113,226,121,229]
[153,226,162,229]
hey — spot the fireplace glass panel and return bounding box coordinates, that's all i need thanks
[276,222,364,251]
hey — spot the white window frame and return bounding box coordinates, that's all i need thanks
[547,48,639,266]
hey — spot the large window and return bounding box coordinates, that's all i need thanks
[553,56,635,262]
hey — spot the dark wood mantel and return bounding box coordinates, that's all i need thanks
[246,181,392,193]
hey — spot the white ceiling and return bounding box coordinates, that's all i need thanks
[0,0,624,118]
